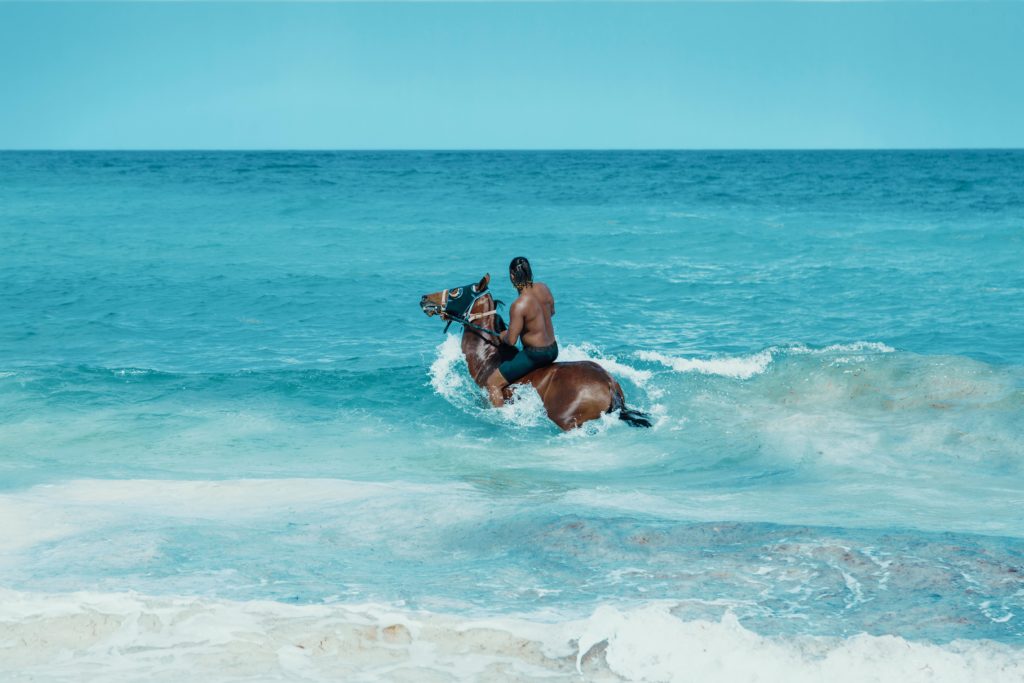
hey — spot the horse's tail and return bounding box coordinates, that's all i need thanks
[611,382,653,428]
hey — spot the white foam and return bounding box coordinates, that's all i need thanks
[1,591,1021,683]
[111,368,158,377]
[556,409,622,439]
[635,341,895,380]
[428,334,480,408]
[575,604,1024,683]
[636,348,774,379]
[557,342,655,392]
[802,341,896,355]
[496,383,549,427]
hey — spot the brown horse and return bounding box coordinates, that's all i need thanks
[420,274,651,431]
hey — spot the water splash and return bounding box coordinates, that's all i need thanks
[427,335,661,429]
[428,334,483,412]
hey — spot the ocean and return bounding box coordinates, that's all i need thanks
[1,150,1022,681]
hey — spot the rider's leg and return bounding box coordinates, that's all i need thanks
[485,369,508,408]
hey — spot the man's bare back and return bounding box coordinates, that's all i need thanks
[504,282,556,349]
[485,257,560,407]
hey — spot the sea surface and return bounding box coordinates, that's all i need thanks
[1,150,1022,681]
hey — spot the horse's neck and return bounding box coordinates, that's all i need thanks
[461,296,500,386]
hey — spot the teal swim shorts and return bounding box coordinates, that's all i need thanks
[498,342,559,383]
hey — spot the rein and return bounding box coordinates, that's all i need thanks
[445,312,501,339]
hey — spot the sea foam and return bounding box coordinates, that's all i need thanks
[636,348,774,379]
[2,590,1021,683]
[635,341,895,380]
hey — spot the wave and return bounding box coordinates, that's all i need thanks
[1,590,1021,682]
[636,348,774,379]
[422,337,1024,471]
[557,342,657,394]
[642,343,1022,477]
[635,341,896,380]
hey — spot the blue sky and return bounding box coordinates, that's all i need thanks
[1,2,1022,149]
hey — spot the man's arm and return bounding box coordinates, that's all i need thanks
[501,301,524,346]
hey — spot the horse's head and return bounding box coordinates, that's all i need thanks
[420,274,491,319]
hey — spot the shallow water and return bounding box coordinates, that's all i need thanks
[1,151,1022,680]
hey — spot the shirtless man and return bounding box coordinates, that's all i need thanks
[485,256,559,407]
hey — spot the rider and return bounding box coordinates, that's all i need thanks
[485,257,559,407]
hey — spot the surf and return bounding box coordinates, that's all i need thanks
[3,590,1022,683]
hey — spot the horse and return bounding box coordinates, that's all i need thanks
[420,274,652,431]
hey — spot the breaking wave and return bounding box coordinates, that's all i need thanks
[2,590,1021,683]
[635,341,896,380]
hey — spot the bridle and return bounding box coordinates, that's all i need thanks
[435,284,504,343]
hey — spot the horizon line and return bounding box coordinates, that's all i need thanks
[3,147,1023,153]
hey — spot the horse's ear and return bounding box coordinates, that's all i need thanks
[478,273,490,291]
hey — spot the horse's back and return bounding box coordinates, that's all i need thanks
[515,359,610,388]
[514,360,620,430]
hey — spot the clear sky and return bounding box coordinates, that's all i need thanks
[1,2,1022,149]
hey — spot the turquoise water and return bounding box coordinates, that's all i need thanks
[1,151,1023,680]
